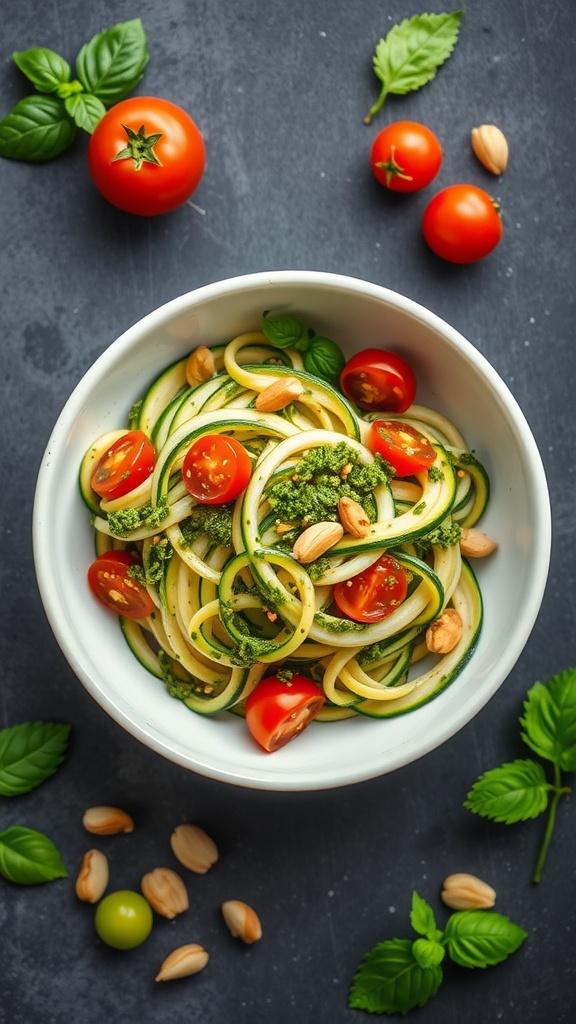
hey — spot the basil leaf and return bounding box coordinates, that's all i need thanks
[464,759,551,824]
[412,937,445,968]
[410,890,442,941]
[65,92,106,133]
[349,937,443,1014]
[13,47,71,93]
[261,311,306,350]
[302,336,345,385]
[520,669,576,772]
[0,722,71,797]
[0,826,67,884]
[365,10,463,124]
[75,18,149,107]
[444,911,527,968]
[0,95,76,161]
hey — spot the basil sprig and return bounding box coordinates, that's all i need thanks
[0,19,149,161]
[0,721,70,885]
[349,890,526,1016]
[261,311,346,387]
[465,668,576,883]
[364,11,463,125]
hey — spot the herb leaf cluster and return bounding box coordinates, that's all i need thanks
[464,668,576,883]
[349,890,526,1015]
[0,19,148,161]
[261,311,345,387]
[0,722,70,884]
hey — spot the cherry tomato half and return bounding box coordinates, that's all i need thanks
[368,420,436,477]
[95,891,153,950]
[245,674,326,752]
[88,97,206,216]
[333,554,408,624]
[90,430,156,500]
[340,349,417,413]
[370,121,442,193]
[87,551,153,620]
[182,434,252,505]
[422,184,503,264]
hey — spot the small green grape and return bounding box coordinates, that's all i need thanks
[94,890,153,950]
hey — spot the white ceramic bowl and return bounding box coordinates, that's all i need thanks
[33,271,551,791]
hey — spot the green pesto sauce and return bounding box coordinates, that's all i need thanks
[180,504,233,548]
[107,499,170,538]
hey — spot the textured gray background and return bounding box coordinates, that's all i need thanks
[1,1,575,1022]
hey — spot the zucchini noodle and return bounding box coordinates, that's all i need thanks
[80,330,491,725]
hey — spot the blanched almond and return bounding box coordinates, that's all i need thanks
[459,527,498,558]
[141,867,189,919]
[471,124,508,175]
[338,496,370,538]
[255,377,304,412]
[75,849,109,903]
[82,806,134,835]
[170,823,218,874]
[185,345,215,387]
[425,608,463,655]
[441,872,496,910]
[155,943,209,981]
[292,521,343,563]
[221,900,262,944]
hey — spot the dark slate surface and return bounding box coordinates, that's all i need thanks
[1,2,575,1022]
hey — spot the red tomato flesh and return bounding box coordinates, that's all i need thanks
[87,551,153,620]
[368,420,436,477]
[245,674,326,752]
[182,434,252,504]
[340,349,416,413]
[370,121,442,193]
[333,554,408,624]
[91,431,156,500]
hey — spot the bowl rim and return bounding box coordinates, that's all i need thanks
[32,269,552,790]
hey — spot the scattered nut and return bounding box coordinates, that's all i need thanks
[185,345,215,387]
[292,521,344,563]
[82,806,134,835]
[459,527,498,558]
[75,849,109,903]
[426,608,463,654]
[141,867,189,919]
[471,124,509,175]
[170,823,219,874]
[155,943,209,982]
[441,873,496,910]
[338,496,371,538]
[255,376,304,412]
[221,900,262,944]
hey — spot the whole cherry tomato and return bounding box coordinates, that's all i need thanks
[370,121,442,193]
[422,184,503,263]
[90,430,156,500]
[367,420,436,477]
[340,349,416,413]
[333,554,408,624]
[88,97,205,216]
[95,890,153,949]
[245,674,325,752]
[182,434,252,505]
[87,551,153,620]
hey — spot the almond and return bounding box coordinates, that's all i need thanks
[221,900,262,944]
[170,823,218,874]
[185,345,215,387]
[255,376,304,412]
[471,124,508,175]
[292,521,343,564]
[425,608,463,655]
[75,849,109,903]
[441,872,496,910]
[155,943,209,982]
[338,496,370,538]
[82,806,134,835]
[141,867,189,919]
[459,527,498,558]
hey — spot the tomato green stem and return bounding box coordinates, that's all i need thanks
[532,762,571,884]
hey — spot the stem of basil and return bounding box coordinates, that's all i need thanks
[532,762,571,884]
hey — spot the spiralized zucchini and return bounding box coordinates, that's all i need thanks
[81,331,490,723]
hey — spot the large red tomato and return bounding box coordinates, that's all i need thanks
[88,97,205,216]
